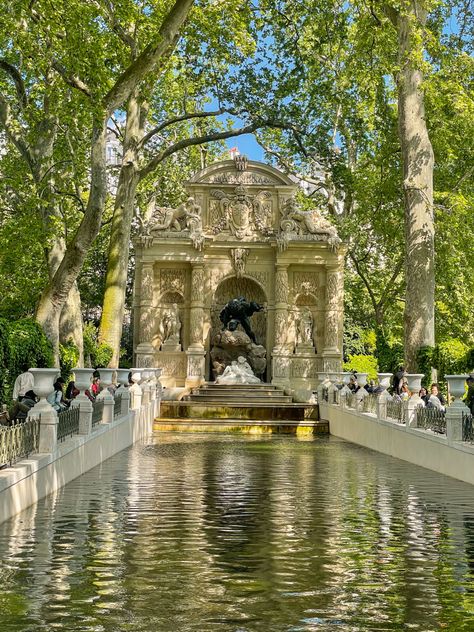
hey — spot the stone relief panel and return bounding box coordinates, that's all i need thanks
[157,354,187,377]
[324,310,340,349]
[290,357,318,379]
[274,311,289,347]
[191,266,205,293]
[160,269,186,296]
[209,187,273,238]
[229,248,249,278]
[326,270,343,309]
[275,268,289,304]
[141,264,155,302]
[205,171,280,185]
[293,271,318,299]
[272,354,291,379]
[187,355,204,377]
[139,308,155,344]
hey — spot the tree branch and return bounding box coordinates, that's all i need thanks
[103,0,195,114]
[52,61,92,97]
[0,59,28,108]
[0,95,35,170]
[139,108,237,148]
[139,123,260,179]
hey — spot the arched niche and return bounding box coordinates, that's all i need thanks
[209,276,267,347]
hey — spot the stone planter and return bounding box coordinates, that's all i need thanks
[356,373,368,388]
[117,368,130,386]
[73,368,93,394]
[377,373,392,390]
[405,373,424,396]
[445,375,469,405]
[29,368,60,400]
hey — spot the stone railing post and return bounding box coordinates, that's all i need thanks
[96,367,114,424]
[376,390,391,421]
[120,387,131,416]
[129,370,143,410]
[445,375,470,441]
[71,368,94,434]
[28,368,61,453]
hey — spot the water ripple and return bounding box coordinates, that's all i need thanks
[0,434,474,631]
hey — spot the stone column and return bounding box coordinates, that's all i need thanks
[186,264,206,387]
[271,265,291,388]
[322,265,343,373]
[135,262,155,367]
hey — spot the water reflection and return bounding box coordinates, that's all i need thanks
[0,434,474,631]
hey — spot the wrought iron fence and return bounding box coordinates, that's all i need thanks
[415,406,446,434]
[114,393,122,417]
[92,399,104,427]
[0,416,40,469]
[462,411,474,443]
[386,399,406,424]
[362,394,377,415]
[345,393,357,409]
[57,406,80,442]
[321,387,328,402]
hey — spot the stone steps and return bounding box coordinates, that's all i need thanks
[159,400,318,421]
[154,417,329,434]
[186,393,293,403]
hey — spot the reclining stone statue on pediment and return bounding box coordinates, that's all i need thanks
[279,197,341,251]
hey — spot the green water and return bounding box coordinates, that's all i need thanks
[1,433,474,631]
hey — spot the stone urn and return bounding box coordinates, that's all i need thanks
[445,375,469,406]
[356,373,368,388]
[117,368,130,386]
[377,373,392,390]
[96,367,114,400]
[404,374,424,397]
[72,368,94,405]
[29,368,60,401]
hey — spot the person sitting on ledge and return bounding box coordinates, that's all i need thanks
[0,390,38,425]
[47,378,68,412]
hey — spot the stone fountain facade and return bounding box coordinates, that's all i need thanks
[132,158,345,399]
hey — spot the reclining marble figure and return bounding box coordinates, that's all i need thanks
[216,357,261,385]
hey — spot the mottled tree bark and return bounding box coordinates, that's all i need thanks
[388,2,435,370]
[99,93,143,367]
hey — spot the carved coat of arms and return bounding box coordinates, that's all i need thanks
[210,186,272,239]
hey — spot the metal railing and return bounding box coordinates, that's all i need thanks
[462,411,474,443]
[92,399,104,428]
[57,406,80,442]
[114,393,122,417]
[386,399,406,424]
[362,394,377,415]
[322,387,328,402]
[415,406,446,434]
[0,416,40,468]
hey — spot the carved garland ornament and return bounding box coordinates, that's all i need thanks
[160,269,185,295]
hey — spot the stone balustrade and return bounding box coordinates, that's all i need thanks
[22,366,163,457]
[318,373,474,486]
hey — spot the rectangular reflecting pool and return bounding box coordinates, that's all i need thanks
[1,433,474,631]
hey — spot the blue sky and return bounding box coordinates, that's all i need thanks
[224,134,267,161]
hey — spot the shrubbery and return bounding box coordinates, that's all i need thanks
[0,318,54,403]
[343,354,379,380]
[59,338,80,381]
[83,322,113,368]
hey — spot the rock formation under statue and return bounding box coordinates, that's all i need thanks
[211,329,266,381]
